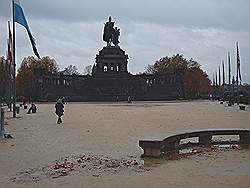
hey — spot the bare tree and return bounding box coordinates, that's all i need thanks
[83,65,92,75]
[61,65,81,75]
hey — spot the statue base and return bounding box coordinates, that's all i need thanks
[92,46,129,77]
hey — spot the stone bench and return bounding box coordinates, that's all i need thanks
[139,129,250,157]
[239,105,246,110]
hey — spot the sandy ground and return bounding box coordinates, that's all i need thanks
[0,100,250,188]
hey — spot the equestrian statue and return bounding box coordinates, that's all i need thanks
[103,16,120,46]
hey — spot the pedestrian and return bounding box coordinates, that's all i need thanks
[22,97,27,106]
[127,96,131,103]
[55,99,64,124]
[27,103,37,114]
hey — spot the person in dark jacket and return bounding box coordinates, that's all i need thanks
[27,103,37,114]
[55,99,64,124]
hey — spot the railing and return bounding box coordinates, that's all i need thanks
[139,129,250,157]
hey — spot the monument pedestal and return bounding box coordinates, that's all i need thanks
[92,46,129,77]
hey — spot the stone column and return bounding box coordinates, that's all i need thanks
[139,140,162,157]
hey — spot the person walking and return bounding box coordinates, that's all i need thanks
[27,103,37,114]
[55,99,64,124]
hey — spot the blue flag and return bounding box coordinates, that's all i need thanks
[14,0,40,59]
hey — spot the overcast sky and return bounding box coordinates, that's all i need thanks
[0,0,250,83]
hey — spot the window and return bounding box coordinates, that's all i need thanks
[103,66,108,72]
[110,63,114,71]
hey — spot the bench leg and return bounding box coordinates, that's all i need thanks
[199,135,212,145]
[163,140,180,152]
[142,148,161,157]
[240,133,250,145]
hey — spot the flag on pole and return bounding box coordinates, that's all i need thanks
[236,42,241,82]
[14,0,40,59]
[218,66,221,86]
[228,52,231,85]
[222,60,225,85]
[7,21,12,64]
[7,21,14,78]
[215,71,218,86]
[232,76,235,85]
[212,72,215,86]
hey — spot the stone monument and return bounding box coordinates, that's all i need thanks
[92,16,129,77]
[32,16,185,102]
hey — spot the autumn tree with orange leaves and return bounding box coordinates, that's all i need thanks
[145,54,211,98]
[16,56,59,98]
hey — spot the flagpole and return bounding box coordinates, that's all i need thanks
[212,72,215,86]
[222,60,225,101]
[228,52,231,85]
[228,52,231,103]
[12,0,16,118]
[232,76,235,103]
[219,66,221,86]
[236,42,239,105]
[222,60,225,86]
[8,21,12,112]
[215,70,218,86]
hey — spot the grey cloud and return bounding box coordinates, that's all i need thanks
[0,0,250,82]
[122,22,250,81]
[1,0,250,30]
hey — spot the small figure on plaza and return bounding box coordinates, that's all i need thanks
[27,103,37,114]
[127,96,132,103]
[55,99,64,124]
